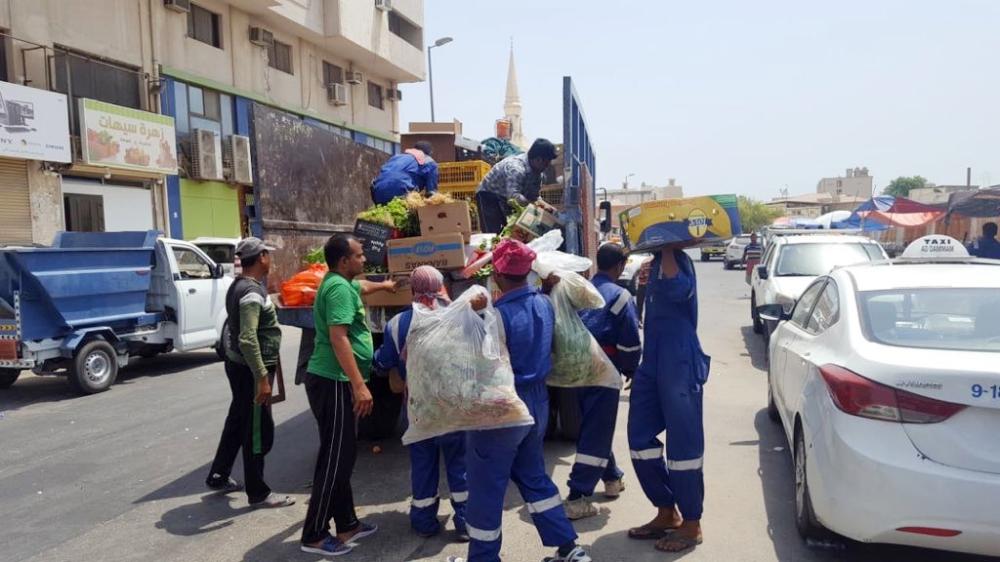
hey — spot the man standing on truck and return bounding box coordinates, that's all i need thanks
[563,243,639,520]
[371,140,439,204]
[474,138,558,234]
[206,238,295,510]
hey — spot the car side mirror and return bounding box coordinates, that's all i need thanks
[757,265,769,280]
[213,264,225,279]
[598,201,612,234]
[758,303,790,323]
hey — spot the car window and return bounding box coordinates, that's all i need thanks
[195,244,234,265]
[791,281,826,328]
[762,244,777,270]
[173,247,213,280]
[859,288,1000,352]
[775,242,878,277]
[862,243,886,261]
[806,281,839,333]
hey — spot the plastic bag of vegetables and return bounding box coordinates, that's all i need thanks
[548,271,623,389]
[402,285,533,445]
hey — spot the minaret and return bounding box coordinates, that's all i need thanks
[503,42,526,148]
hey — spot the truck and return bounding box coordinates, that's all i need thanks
[0,230,231,393]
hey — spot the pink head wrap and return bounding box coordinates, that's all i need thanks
[492,239,536,276]
[410,265,449,308]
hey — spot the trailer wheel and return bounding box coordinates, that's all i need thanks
[70,340,119,394]
[0,369,20,389]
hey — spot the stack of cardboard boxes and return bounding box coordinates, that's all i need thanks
[361,201,474,307]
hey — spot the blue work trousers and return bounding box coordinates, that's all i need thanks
[627,368,705,520]
[567,386,624,497]
[464,380,577,562]
[409,431,468,535]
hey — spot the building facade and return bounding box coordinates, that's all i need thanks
[0,0,425,246]
[816,167,873,199]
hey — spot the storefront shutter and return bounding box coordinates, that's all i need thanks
[0,158,31,245]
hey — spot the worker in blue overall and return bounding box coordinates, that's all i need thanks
[371,140,439,204]
[563,243,641,520]
[374,266,471,541]
[626,246,710,554]
[449,239,590,562]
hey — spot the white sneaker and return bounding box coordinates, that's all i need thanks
[446,557,465,562]
[543,546,592,562]
[563,497,598,520]
[603,477,625,499]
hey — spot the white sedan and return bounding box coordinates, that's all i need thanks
[761,236,1000,557]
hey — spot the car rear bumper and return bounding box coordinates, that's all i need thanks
[804,394,1000,556]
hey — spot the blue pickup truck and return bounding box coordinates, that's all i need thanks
[0,231,232,393]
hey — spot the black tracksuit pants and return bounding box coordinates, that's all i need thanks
[301,373,360,544]
[207,361,274,503]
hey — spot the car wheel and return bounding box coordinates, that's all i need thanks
[794,427,827,540]
[767,366,780,423]
[751,294,764,334]
[0,368,20,389]
[70,339,119,394]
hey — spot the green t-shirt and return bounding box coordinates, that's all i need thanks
[308,272,373,382]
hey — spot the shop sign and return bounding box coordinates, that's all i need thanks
[79,98,178,174]
[0,80,71,163]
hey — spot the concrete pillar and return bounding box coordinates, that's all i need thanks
[27,162,63,244]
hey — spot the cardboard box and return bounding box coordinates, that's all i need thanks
[360,273,414,307]
[417,201,472,241]
[387,233,467,272]
[619,194,741,252]
[511,203,562,242]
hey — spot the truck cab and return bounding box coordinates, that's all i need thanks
[0,231,231,393]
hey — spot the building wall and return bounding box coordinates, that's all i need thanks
[26,162,62,244]
[61,178,155,231]
[817,176,873,198]
[179,179,240,239]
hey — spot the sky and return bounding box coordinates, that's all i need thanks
[399,0,1000,200]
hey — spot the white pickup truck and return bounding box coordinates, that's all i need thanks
[0,231,231,393]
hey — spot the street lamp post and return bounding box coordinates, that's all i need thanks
[624,173,635,189]
[427,36,453,122]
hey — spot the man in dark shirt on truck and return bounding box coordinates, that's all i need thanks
[206,237,294,509]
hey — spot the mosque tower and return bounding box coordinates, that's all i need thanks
[503,43,526,148]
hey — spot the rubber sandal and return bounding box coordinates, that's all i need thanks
[250,493,295,509]
[627,525,677,540]
[654,534,703,553]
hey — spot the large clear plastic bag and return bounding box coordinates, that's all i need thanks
[402,285,533,445]
[529,230,593,278]
[548,271,623,390]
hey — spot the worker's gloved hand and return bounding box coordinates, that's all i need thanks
[511,193,529,207]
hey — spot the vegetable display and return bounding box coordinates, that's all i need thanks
[357,197,419,236]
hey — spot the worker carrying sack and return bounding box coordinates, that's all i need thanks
[547,270,623,390]
[401,285,533,445]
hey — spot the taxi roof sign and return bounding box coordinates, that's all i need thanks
[900,235,970,260]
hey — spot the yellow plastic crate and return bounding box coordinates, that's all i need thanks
[438,160,492,190]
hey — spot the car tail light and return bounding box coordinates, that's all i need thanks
[896,526,962,537]
[819,364,966,424]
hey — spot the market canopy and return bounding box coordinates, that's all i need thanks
[851,195,943,228]
[945,187,1000,220]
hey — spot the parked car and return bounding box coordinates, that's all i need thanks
[0,231,230,393]
[759,236,1000,556]
[700,239,728,262]
[750,233,886,336]
[724,235,752,269]
[192,237,242,277]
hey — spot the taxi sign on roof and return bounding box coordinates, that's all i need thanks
[900,235,970,259]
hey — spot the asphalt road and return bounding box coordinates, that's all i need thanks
[1,258,997,562]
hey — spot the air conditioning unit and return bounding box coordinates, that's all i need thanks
[164,0,191,13]
[248,26,274,48]
[327,83,348,106]
[387,89,402,102]
[375,0,392,12]
[190,129,223,181]
[223,135,253,185]
[345,71,363,85]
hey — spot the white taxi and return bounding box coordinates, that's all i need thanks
[760,236,1000,556]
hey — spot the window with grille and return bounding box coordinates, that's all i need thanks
[267,40,293,74]
[187,4,222,48]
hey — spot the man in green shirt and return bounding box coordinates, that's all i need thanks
[300,234,395,557]
[206,237,294,509]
